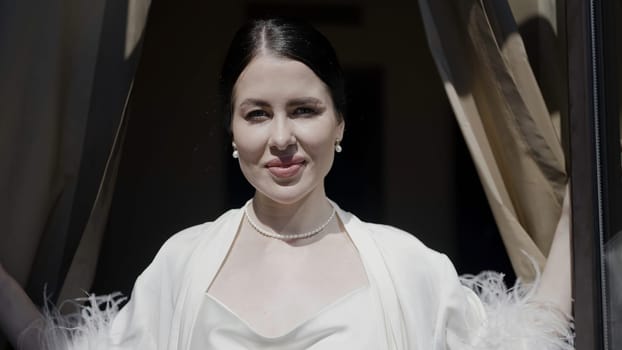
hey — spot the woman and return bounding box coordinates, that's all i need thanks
[0,18,572,350]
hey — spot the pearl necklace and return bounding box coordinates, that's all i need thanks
[243,201,336,240]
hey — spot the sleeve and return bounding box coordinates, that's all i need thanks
[439,256,574,350]
[34,266,163,350]
[30,224,207,350]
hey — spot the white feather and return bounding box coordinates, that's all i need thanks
[460,270,575,350]
[23,293,125,350]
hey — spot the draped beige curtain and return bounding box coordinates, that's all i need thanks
[418,0,567,281]
[0,0,105,296]
[0,1,149,348]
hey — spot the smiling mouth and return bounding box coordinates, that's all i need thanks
[266,159,306,178]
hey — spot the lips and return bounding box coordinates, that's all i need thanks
[266,156,306,178]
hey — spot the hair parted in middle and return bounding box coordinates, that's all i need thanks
[219,17,347,130]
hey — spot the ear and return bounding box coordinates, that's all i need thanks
[336,116,345,141]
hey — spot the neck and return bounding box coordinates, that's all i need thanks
[250,188,334,235]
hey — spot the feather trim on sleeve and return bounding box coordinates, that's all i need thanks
[459,271,574,350]
[22,293,125,350]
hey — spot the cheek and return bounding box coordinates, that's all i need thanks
[298,127,337,158]
[232,125,266,162]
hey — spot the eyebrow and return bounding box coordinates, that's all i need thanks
[286,97,324,106]
[238,99,270,109]
[237,97,325,109]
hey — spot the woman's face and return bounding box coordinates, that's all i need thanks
[231,54,344,205]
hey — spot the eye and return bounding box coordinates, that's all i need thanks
[292,107,318,117]
[244,109,270,121]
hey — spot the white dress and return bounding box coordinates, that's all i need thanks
[190,286,385,349]
[37,201,574,350]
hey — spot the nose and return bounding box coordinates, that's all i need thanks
[268,114,296,150]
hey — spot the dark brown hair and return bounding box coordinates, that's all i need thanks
[219,17,346,129]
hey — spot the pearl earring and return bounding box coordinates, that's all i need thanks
[335,140,342,153]
[232,142,239,159]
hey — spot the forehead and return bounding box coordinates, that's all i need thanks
[233,55,332,105]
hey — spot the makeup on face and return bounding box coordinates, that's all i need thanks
[230,54,344,205]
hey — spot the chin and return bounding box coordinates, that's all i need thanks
[254,179,320,206]
[257,188,310,205]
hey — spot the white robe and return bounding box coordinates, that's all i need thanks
[42,203,573,350]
